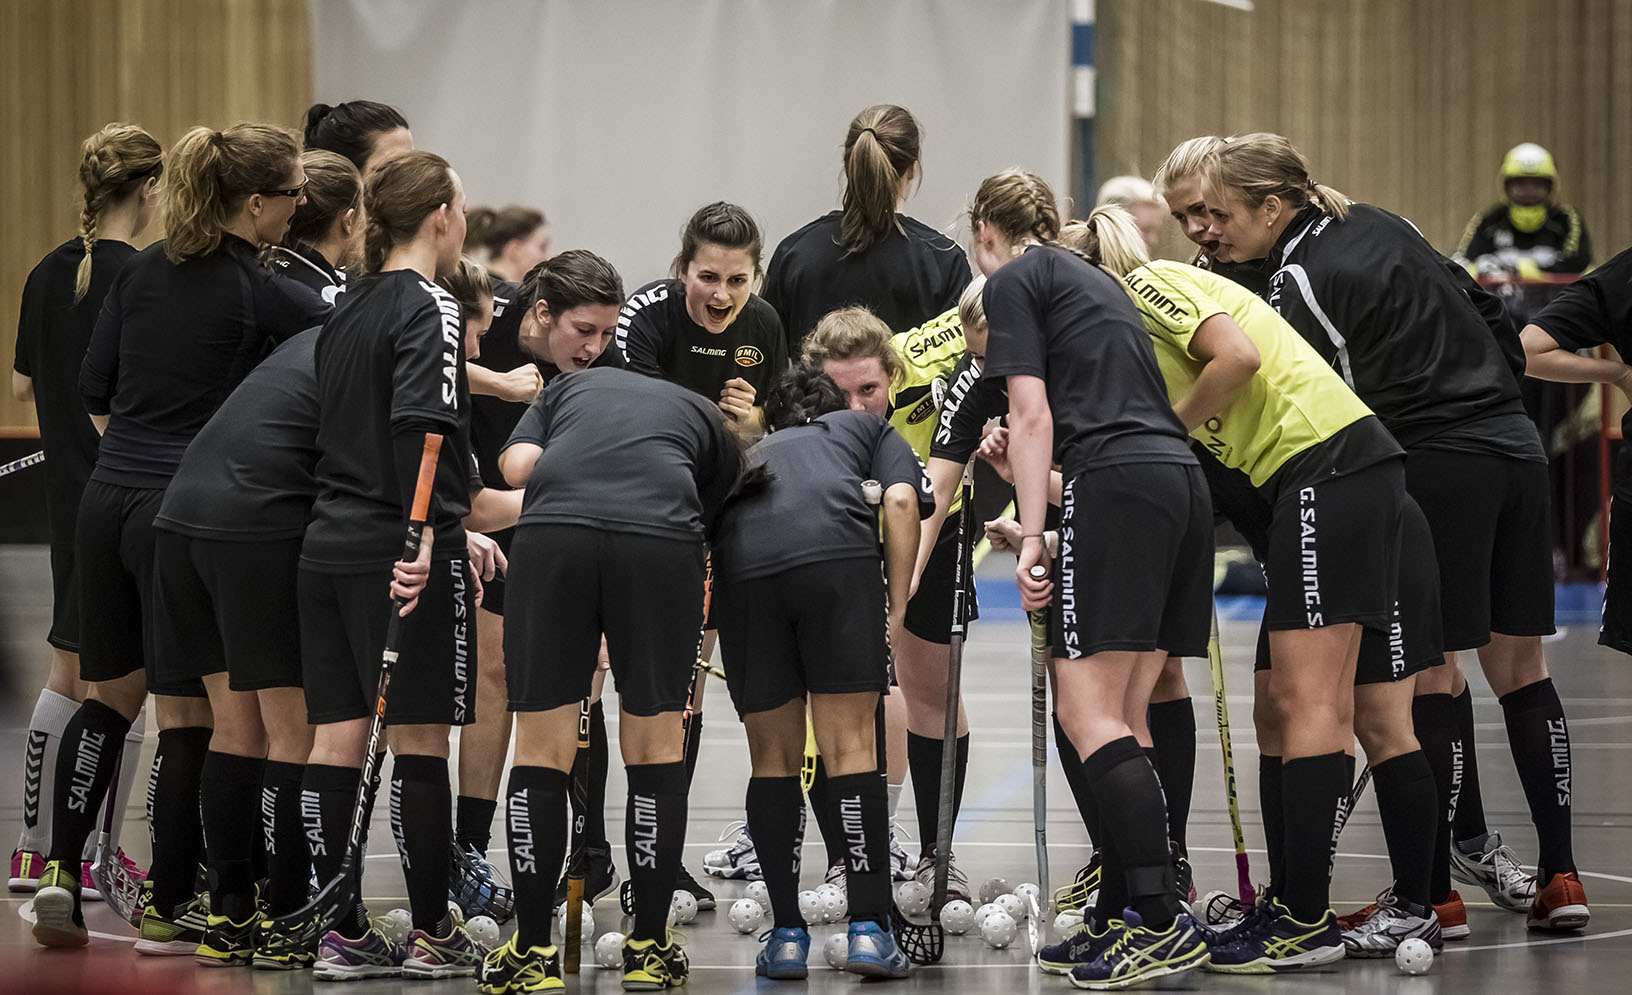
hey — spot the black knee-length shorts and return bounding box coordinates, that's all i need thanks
[151,531,303,691]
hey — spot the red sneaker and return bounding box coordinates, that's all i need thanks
[1336,894,1383,932]
[1527,871,1589,931]
[1435,890,1469,940]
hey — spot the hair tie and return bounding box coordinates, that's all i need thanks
[858,127,878,140]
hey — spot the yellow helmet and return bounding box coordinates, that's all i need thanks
[1501,142,1558,183]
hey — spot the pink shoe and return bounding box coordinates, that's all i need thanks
[9,849,44,892]
[81,849,147,902]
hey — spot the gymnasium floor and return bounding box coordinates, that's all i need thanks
[1,544,1628,993]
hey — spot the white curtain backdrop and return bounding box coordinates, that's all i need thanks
[311,0,1069,289]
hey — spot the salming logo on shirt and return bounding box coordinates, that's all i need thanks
[420,279,464,409]
[1124,272,1190,320]
[616,282,670,359]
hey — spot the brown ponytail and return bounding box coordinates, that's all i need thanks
[362,149,456,274]
[163,123,301,262]
[283,149,361,248]
[438,255,494,320]
[74,124,163,300]
[840,105,921,254]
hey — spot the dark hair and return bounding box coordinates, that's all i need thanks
[74,123,164,301]
[438,255,494,321]
[465,205,546,258]
[304,100,409,171]
[763,365,847,433]
[841,104,921,253]
[284,149,362,246]
[164,123,301,263]
[520,249,624,314]
[362,149,455,273]
[670,201,764,281]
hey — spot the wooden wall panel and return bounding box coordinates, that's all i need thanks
[1096,0,1631,271]
[0,0,310,428]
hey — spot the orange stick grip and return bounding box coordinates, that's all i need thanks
[409,434,444,523]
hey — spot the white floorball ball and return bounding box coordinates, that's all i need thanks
[820,891,848,923]
[555,902,595,941]
[895,880,932,917]
[595,931,625,969]
[746,880,770,906]
[824,931,849,970]
[1395,937,1434,975]
[466,914,500,947]
[941,899,976,935]
[1013,882,1041,906]
[980,910,1018,949]
[974,902,1001,926]
[978,877,1012,906]
[798,890,823,923]
[995,893,1027,921]
[1053,909,1085,932]
[377,908,412,944]
[728,898,765,934]
[669,890,698,925]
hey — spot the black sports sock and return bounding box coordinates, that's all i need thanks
[808,757,842,867]
[1450,686,1489,843]
[46,699,131,866]
[1259,755,1284,898]
[302,763,366,937]
[1147,698,1196,855]
[389,754,454,934]
[1279,751,1346,922]
[1499,678,1575,878]
[1093,837,1128,926]
[581,701,610,847]
[149,726,211,913]
[627,762,688,942]
[1372,751,1437,914]
[746,776,806,928]
[826,771,891,926]
[1054,714,1099,848]
[261,760,310,916]
[455,795,498,855]
[1412,693,1457,904]
[201,751,264,922]
[1083,737,1178,930]
[682,711,703,785]
[906,731,969,859]
[506,765,569,950]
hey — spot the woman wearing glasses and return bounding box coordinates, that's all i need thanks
[31,123,327,953]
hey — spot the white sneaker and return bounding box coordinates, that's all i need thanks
[1450,830,1536,913]
[888,822,916,882]
[912,850,970,904]
[1340,898,1443,957]
[702,821,762,881]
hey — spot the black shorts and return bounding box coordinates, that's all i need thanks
[1405,450,1555,649]
[1600,446,1632,655]
[299,560,478,726]
[1263,458,1404,632]
[74,479,203,696]
[1354,497,1443,685]
[478,526,515,617]
[152,532,303,691]
[903,510,980,645]
[504,525,705,717]
[46,542,80,653]
[1051,462,1212,659]
[716,557,889,716]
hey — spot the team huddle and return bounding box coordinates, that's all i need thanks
[9,98,1613,991]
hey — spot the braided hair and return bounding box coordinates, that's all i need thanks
[73,124,163,301]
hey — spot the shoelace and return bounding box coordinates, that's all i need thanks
[1490,844,1534,892]
[714,820,749,843]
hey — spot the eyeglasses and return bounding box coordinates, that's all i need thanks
[260,179,308,199]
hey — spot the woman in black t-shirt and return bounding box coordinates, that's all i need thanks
[266,149,362,304]
[32,123,322,953]
[711,366,932,980]
[1204,134,1584,934]
[970,169,1212,988]
[10,122,161,900]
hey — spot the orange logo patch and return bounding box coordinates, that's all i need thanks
[734,345,764,367]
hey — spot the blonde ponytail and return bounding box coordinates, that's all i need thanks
[164,123,300,262]
[1206,133,1352,224]
[73,124,163,300]
[1059,205,1151,278]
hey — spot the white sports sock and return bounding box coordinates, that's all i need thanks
[81,706,145,861]
[887,781,904,821]
[17,689,79,855]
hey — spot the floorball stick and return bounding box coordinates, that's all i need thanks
[1207,603,1254,905]
[0,450,45,477]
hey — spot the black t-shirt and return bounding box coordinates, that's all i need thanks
[761,210,971,352]
[81,235,329,487]
[267,243,346,305]
[504,367,740,541]
[981,244,1194,474]
[928,352,1005,465]
[617,278,789,406]
[714,410,934,583]
[13,238,135,532]
[1265,203,1544,462]
[468,279,624,491]
[154,329,321,541]
[1530,245,1632,435]
[303,270,474,570]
